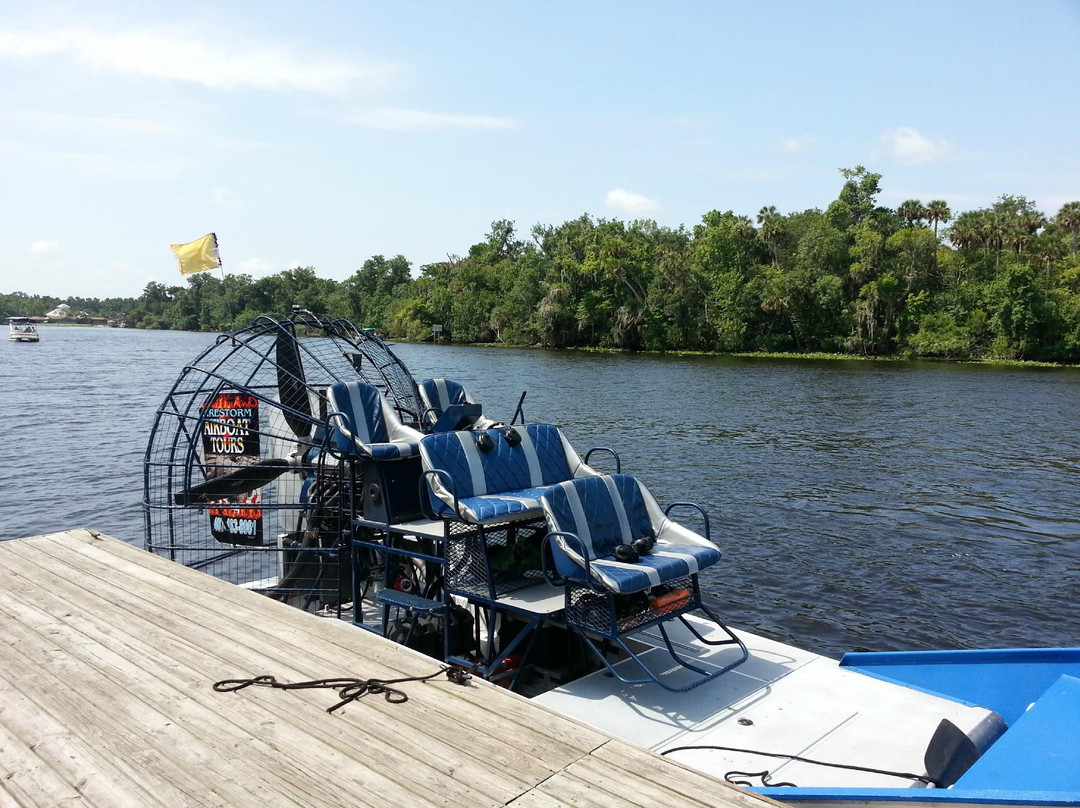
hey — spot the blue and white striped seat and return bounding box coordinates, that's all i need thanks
[327,381,424,461]
[541,474,721,594]
[416,378,497,432]
[541,474,747,691]
[419,424,598,524]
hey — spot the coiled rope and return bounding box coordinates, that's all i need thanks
[213,666,471,714]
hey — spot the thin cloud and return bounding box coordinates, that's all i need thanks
[780,135,816,154]
[6,110,181,136]
[29,240,61,256]
[605,188,661,216]
[211,186,245,210]
[880,126,950,165]
[4,110,288,155]
[0,29,388,95]
[0,133,190,179]
[343,108,516,132]
[236,257,276,276]
[22,145,191,180]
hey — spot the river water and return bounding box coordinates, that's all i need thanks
[2,326,1078,656]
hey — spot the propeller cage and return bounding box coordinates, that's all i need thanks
[143,311,421,606]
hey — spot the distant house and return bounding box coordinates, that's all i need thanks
[46,303,72,320]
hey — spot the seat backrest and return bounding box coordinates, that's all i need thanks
[326,381,421,455]
[417,378,470,412]
[417,378,486,432]
[419,423,591,508]
[542,474,655,564]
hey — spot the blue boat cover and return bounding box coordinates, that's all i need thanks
[541,474,721,594]
[954,673,1080,792]
[840,646,1080,725]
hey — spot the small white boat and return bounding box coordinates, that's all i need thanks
[8,317,40,342]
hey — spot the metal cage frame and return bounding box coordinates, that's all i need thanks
[143,310,419,609]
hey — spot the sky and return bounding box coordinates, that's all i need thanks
[1,1,1078,300]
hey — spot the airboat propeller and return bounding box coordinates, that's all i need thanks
[146,309,422,581]
[173,457,300,505]
[275,322,314,439]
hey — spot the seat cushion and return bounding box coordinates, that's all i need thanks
[426,486,551,524]
[427,403,484,433]
[365,440,420,460]
[575,544,721,593]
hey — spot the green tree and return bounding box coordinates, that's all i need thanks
[1013,209,1046,256]
[645,233,701,350]
[1031,233,1066,280]
[1056,201,1080,255]
[887,228,939,294]
[848,224,886,293]
[756,205,785,266]
[16,164,1080,361]
[908,311,969,357]
[853,273,903,354]
[344,254,413,326]
[926,200,952,238]
[897,199,929,228]
[991,263,1045,357]
[692,210,761,277]
[948,211,983,252]
[827,165,884,230]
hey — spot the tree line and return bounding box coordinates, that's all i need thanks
[5,166,1080,361]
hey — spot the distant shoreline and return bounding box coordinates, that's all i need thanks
[15,319,1078,368]
[401,339,1080,369]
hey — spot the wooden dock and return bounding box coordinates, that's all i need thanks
[0,529,777,808]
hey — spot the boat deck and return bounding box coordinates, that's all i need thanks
[0,529,778,808]
[534,618,1004,790]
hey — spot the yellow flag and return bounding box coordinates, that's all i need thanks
[171,233,222,275]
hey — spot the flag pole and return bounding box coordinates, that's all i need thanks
[217,241,234,322]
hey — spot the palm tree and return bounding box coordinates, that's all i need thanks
[1032,236,1063,280]
[1057,202,1080,254]
[1018,209,1046,234]
[896,199,928,228]
[756,205,785,266]
[926,200,952,239]
[980,212,1008,270]
[1013,210,1046,256]
[948,211,981,251]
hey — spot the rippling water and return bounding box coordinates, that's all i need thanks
[2,327,1078,656]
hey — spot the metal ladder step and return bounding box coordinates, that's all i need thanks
[375,589,446,614]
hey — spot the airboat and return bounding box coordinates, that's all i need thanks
[8,317,40,342]
[144,310,1080,808]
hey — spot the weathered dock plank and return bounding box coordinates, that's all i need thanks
[0,529,779,808]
